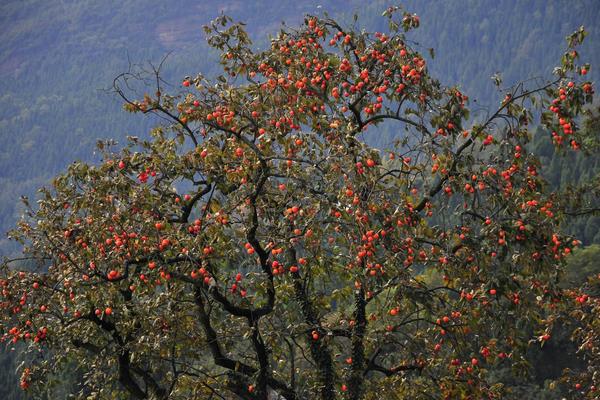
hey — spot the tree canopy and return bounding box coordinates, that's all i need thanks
[1,8,598,400]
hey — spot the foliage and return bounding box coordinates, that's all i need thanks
[2,0,600,257]
[1,5,599,400]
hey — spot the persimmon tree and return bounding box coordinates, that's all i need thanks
[1,8,597,400]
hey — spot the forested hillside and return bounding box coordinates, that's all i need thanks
[0,1,599,398]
